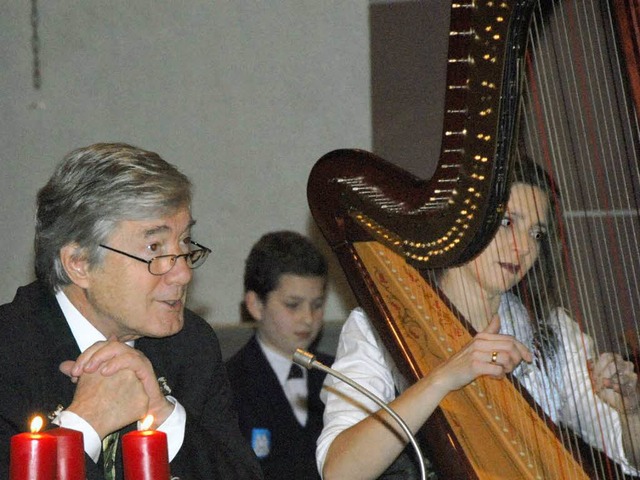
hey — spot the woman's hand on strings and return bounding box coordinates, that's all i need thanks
[431,315,532,393]
[592,352,639,414]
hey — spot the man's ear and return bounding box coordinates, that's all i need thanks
[60,243,91,288]
[244,290,264,322]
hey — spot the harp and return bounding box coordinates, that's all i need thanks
[308,1,640,479]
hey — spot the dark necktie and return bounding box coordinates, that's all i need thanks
[287,363,304,380]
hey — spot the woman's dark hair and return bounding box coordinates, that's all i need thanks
[510,154,564,357]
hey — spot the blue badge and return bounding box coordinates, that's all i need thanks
[251,428,271,458]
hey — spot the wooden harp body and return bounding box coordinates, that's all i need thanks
[308,1,640,479]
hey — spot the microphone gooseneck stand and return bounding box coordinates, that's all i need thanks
[293,349,427,480]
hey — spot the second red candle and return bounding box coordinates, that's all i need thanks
[48,427,85,480]
[122,428,170,480]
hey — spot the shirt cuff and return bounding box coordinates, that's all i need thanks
[53,410,102,462]
[53,396,186,463]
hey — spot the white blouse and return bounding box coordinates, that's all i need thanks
[317,296,639,477]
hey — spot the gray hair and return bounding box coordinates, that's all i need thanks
[35,143,192,291]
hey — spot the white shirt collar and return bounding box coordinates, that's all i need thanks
[55,289,134,352]
[256,336,305,386]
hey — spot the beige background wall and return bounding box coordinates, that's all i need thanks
[1,1,378,325]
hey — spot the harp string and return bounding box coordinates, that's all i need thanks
[438,0,640,474]
[417,0,640,474]
[436,171,583,478]
[526,3,603,458]
[400,1,640,474]
[542,0,634,363]
[405,263,575,478]
[308,0,640,476]
[517,0,640,472]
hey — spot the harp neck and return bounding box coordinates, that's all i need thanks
[308,1,537,270]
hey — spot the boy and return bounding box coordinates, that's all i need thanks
[226,231,334,479]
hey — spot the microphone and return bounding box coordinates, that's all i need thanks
[293,349,427,480]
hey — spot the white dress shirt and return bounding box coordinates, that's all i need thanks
[257,337,308,426]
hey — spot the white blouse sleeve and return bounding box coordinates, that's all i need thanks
[553,309,639,476]
[316,308,401,476]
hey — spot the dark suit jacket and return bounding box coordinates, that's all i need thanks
[0,281,263,480]
[225,335,333,480]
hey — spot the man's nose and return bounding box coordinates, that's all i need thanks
[165,254,193,285]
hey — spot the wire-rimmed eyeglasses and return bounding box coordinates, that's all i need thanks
[99,241,212,276]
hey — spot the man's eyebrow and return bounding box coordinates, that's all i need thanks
[144,225,170,237]
[143,219,196,237]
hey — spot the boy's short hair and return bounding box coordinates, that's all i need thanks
[244,230,328,301]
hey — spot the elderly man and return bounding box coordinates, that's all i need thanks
[0,143,263,479]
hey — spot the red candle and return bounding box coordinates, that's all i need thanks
[48,428,85,480]
[10,416,57,480]
[122,415,170,480]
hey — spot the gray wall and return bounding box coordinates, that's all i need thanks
[1,1,370,325]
